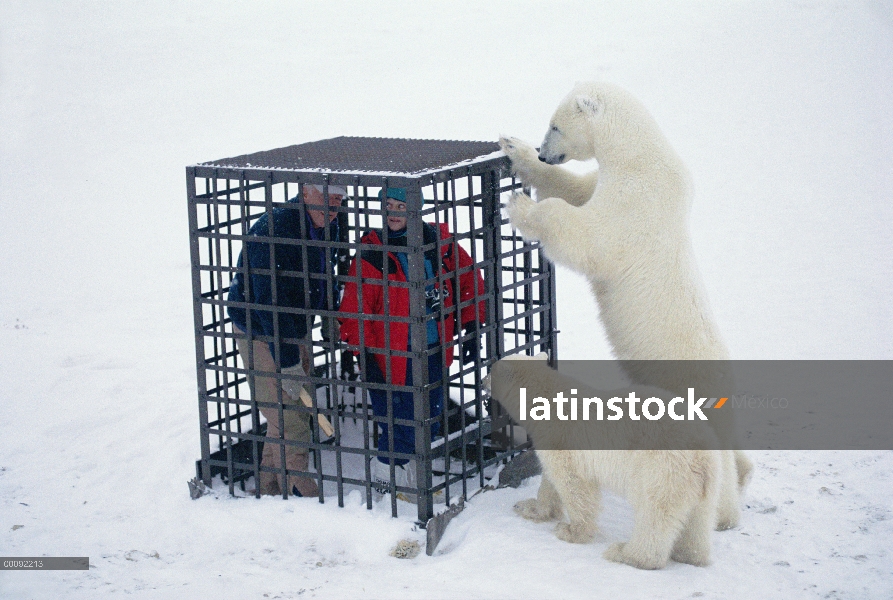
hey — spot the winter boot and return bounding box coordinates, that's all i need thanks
[256,471,281,496]
[287,452,319,498]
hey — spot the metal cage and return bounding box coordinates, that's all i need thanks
[187,136,557,523]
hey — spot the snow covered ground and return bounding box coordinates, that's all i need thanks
[1,1,891,598]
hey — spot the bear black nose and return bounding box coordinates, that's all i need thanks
[538,155,548,163]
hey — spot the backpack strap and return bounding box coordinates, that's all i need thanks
[422,222,455,275]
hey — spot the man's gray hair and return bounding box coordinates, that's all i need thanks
[309,184,347,197]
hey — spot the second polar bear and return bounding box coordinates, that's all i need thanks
[500,82,752,530]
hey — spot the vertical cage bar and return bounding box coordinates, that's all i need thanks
[405,182,433,523]
[188,167,213,485]
[544,249,558,366]
[212,174,237,496]
[237,174,264,497]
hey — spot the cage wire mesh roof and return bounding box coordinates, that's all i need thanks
[199,136,503,176]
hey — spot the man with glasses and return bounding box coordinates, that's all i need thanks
[228,184,346,497]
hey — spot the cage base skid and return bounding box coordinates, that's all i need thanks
[196,418,503,491]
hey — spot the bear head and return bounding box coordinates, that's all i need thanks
[538,81,661,166]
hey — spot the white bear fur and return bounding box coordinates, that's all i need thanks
[498,81,752,540]
[488,354,721,569]
[501,82,725,363]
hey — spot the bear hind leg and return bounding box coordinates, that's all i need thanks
[715,451,742,530]
[604,496,693,570]
[670,500,714,567]
[734,450,753,493]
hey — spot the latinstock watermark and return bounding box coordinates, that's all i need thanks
[729,394,789,409]
[500,359,893,450]
[517,387,737,422]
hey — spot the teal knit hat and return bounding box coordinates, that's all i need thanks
[378,187,407,202]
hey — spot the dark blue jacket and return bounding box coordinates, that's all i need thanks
[227,201,342,368]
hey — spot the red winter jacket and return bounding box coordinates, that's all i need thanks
[339,222,486,385]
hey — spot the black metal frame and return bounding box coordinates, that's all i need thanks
[187,137,557,523]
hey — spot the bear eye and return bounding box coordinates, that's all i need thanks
[550,125,559,132]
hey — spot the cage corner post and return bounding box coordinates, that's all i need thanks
[481,167,504,362]
[187,166,213,486]
[404,183,436,524]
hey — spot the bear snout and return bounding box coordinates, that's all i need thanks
[538,153,565,164]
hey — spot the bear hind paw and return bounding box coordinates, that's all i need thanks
[514,498,559,522]
[603,542,667,570]
[715,503,741,531]
[670,544,712,567]
[555,521,595,544]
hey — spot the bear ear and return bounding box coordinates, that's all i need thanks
[575,95,602,118]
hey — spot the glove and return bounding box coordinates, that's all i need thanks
[461,328,480,365]
[340,351,358,381]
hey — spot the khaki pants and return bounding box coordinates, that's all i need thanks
[235,335,316,496]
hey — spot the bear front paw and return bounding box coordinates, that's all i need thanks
[499,135,533,157]
[505,192,536,235]
[499,135,540,184]
[498,135,518,153]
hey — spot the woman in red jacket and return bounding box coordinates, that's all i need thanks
[339,188,485,494]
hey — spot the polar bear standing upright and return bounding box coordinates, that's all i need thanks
[500,82,752,531]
